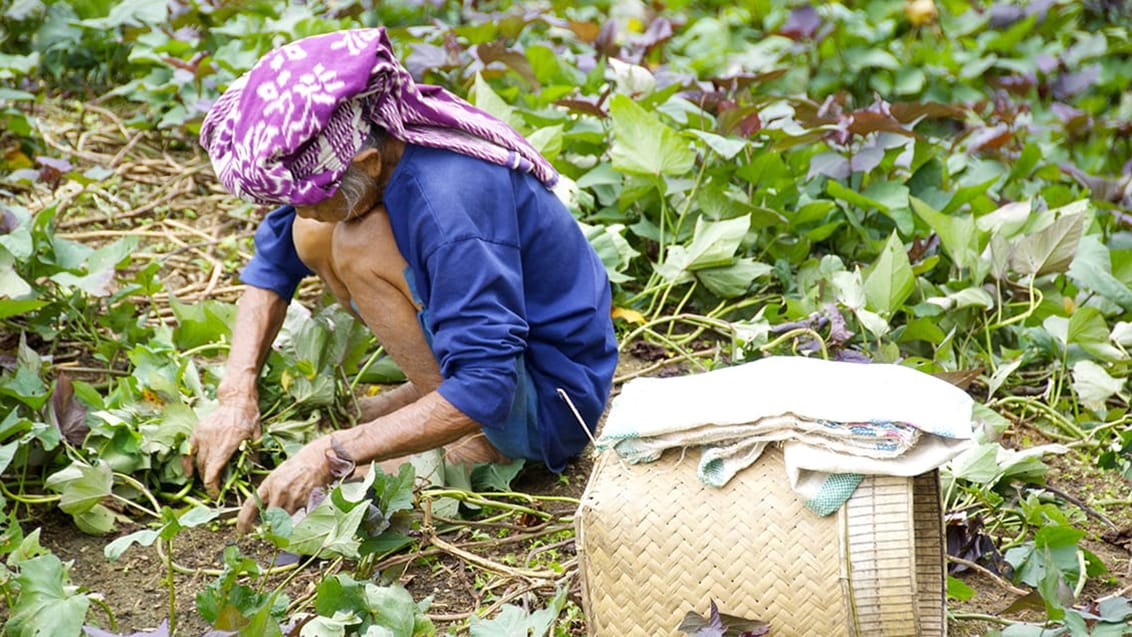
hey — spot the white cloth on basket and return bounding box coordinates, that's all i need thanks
[597,356,976,515]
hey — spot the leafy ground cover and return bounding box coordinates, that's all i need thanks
[3,0,1132,635]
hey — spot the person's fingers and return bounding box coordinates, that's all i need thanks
[180,433,197,479]
[201,444,225,497]
[236,495,259,534]
[237,480,269,534]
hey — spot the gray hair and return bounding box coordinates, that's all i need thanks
[337,126,387,217]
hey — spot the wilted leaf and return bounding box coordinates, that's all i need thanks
[612,307,646,324]
[48,372,88,446]
[932,367,983,391]
[946,512,1009,579]
[326,436,356,480]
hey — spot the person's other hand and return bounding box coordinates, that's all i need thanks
[184,398,260,496]
[236,437,333,534]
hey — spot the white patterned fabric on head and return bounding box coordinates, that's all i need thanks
[200,28,557,207]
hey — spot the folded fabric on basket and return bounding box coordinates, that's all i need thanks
[597,356,976,515]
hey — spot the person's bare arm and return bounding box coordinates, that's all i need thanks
[186,285,288,495]
[354,381,424,422]
[237,390,477,532]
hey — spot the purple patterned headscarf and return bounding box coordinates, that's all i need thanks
[200,28,557,206]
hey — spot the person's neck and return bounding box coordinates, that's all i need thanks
[377,138,406,190]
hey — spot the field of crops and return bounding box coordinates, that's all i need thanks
[3,1,1132,635]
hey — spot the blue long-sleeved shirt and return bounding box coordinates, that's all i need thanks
[241,144,617,471]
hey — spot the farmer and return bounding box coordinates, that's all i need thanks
[188,28,618,532]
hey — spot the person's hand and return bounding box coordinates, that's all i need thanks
[184,398,261,496]
[236,437,335,534]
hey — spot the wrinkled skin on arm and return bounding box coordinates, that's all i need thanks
[236,390,484,533]
[183,285,287,495]
[235,196,505,533]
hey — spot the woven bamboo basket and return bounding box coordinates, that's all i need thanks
[575,446,945,636]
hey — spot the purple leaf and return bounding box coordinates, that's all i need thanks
[1051,64,1101,100]
[594,19,620,58]
[404,43,457,80]
[825,304,854,344]
[834,349,873,363]
[325,437,356,480]
[1024,0,1056,22]
[1051,102,1086,122]
[779,5,821,40]
[631,17,675,57]
[274,551,301,567]
[990,73,1037,95]
[987,3,1025,29]
[0,207,18,235]
[36,156,73,172]
[172,68,195,85]
[1035,54,1059,75]
[49,372,89,446]
[677,600,769,636]
[808,152,850,180]
[703,600,726,636]
[849,146,885,174]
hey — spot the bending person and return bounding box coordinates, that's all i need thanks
[188,28,618,533]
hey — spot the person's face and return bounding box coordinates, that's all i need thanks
[295,148,383,223]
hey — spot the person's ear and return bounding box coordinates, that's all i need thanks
[352,147,383,180]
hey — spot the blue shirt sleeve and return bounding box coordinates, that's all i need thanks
[424,237,529,430]
[240,205,313,300]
